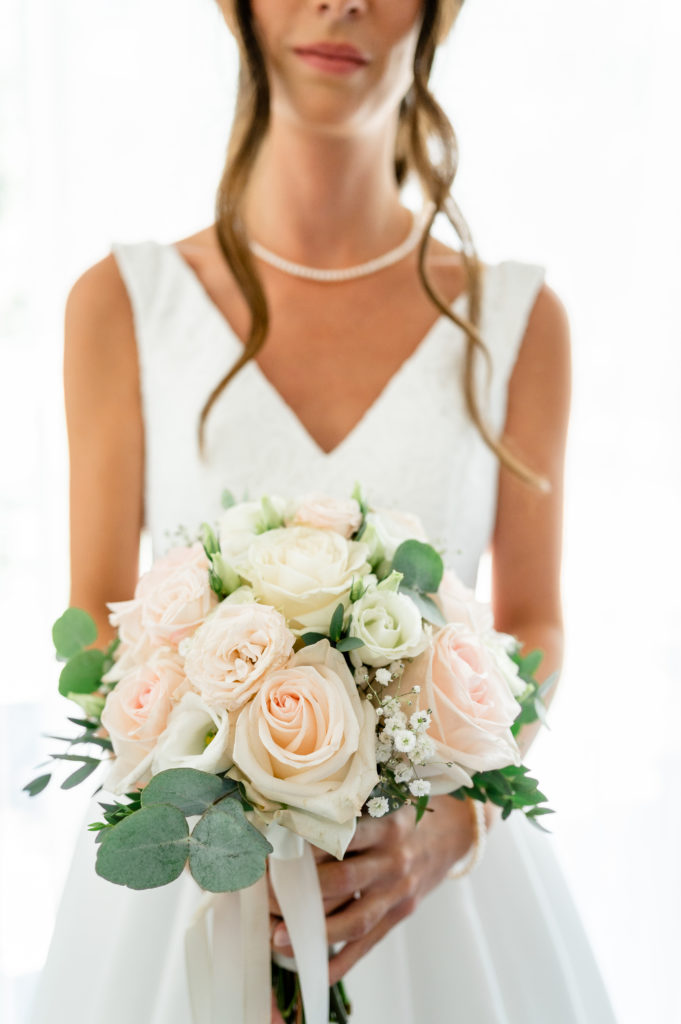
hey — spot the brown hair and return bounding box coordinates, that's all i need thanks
[200,0,548,491]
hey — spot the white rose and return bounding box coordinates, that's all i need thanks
[151,691,232,776]
[364,507,429,562]
[348,584,430,668]
[217,496,288,568]
[231,640,378,858]
[238,526,371,633]
[183,599,295,711]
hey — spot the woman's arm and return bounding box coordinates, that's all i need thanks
[490,281,572,759]
[271,282,573,981]
[63,253,144,643]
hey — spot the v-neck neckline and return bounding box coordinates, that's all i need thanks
[159,240,479,458]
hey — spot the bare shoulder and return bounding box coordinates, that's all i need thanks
[64,252,141,411]
[505,282,572,443]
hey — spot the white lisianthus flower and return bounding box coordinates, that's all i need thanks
[348,585,429,668]
[408,779,431,797]
[367,796,390,818]
[238,526,372,634]
[364,507,429,562]
[217,496,288,569]
[151,691,232,776]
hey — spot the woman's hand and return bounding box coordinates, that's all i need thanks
[269,795,478,986]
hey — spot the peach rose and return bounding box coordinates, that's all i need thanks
[285,493,362,539]
[395,622,522,788]
[183,600,296,712]
[103,543,217,682]
[231,640,378,857]
[237,526,371,633]
[101,648,187,794]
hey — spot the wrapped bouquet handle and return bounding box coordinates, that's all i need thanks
[185,823,329,1024]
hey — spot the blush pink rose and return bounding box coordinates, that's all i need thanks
[103,543,217,681]
[101,648,187,794]
[231,640,378,857]
[434,569,494,633]
[286,493,363,539]
[183,600,296,712]
[397,622,522,782]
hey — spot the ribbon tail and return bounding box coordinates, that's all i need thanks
[240,875,272,1023]
[270,841,329,1024]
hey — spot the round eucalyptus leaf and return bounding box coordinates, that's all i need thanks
[189,802,272,892]
[398,586,447,627]
[95,804,189,889]
[52,608,98,659]
[392,540,444,594]
[141,768,237,817]
[58,649,106,697]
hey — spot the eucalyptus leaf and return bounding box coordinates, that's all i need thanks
[188,802,273,892]
[335,636,364,652]
[300,631,328,646]
[538,670,560,699]
[140,768,237,817]
[23,774,51,796]
[518,649,543,679]
[392,540,444,593]
[61,759,100,790]
[58,649,106,697]
[329,603,345,644]
[398,586,446,627]
[52,608,98,660]
[96,804,190,889]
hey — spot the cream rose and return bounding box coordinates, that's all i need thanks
[183,600,295,711]
[237,526,371,633]
[286,493,362,539]
[231,640,378,858]
[103,543,217,682]
[101,648,187,794]
[364,507,429,562]
[348,583,430,668]
[151,691,232,776]
[395,623,522,787]
[217,496,288,567]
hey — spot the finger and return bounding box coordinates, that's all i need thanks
[316,851,390,905]
[271,989,285,1024]
[328,895,417,986]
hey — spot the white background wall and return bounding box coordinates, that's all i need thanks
[1,1,679,1021]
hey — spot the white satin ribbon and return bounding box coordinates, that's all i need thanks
[184,823,329,1024]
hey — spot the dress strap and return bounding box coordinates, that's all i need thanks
[481,259,547,433]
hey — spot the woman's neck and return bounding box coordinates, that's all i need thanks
[241,118,412,268]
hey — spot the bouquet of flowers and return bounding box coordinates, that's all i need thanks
[26,484,555,1024]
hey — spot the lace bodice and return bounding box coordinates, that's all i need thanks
[111,240,544,588]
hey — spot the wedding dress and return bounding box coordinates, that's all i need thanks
[27,238,618,1024]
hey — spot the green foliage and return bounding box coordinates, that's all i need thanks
[398,585,446,627]
[58,649,106,697]
[221,489,236,509]
[95,804,190,889]
[450,764,554,831]
[23,774,51,796]
[350,480,369,518]
[61,758,100,789]
[329,602,345,644]
[140,768,238,817]
[201,521,220,557]
[300,631,328,646]
[335,636,364,652]
[392,539,444,594]
[509,648,559,736]
[188,802,272,892]
[52,608,98,660]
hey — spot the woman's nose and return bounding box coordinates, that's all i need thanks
[313,0,366,17]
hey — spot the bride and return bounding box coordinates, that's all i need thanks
[30,0,617,1021]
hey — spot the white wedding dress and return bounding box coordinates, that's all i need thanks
[28,239,617,1024]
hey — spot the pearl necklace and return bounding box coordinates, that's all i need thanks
[248,202,435,283]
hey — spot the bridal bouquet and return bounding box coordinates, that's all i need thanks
[26,484,555,1024]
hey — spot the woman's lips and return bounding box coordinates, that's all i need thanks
[293,46,369,76]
